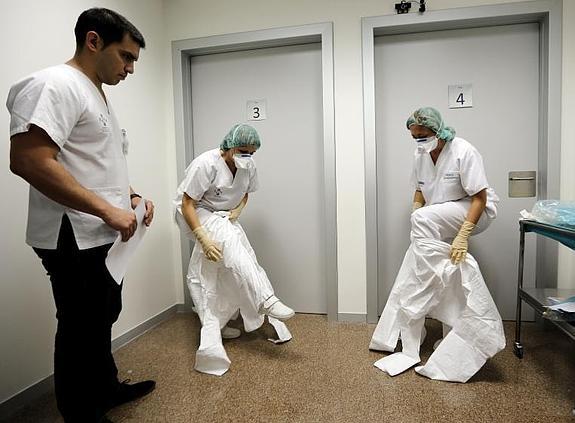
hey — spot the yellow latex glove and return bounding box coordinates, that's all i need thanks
[450,220,475,264]
[192,226,222,262]
[229,201,246,222]
[412,201,424,212]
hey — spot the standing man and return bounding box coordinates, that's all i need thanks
[7,8,156,422]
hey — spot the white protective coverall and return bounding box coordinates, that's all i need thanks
[174,148,292,376]
[177,209,292,376]
[369,197,505,382]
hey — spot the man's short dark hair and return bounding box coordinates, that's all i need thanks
[75,8,146,50]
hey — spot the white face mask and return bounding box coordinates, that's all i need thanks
[415,136,438,153]
[233,153,255,170]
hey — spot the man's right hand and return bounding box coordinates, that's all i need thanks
[103,207,138,242]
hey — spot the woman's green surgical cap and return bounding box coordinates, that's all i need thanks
[406,107,456,142]
[220,124,261,150]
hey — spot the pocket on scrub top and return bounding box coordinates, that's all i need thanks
[441,171,465,200]
[442,170,461,183]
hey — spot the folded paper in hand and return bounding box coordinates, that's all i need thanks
[105,200,148,284]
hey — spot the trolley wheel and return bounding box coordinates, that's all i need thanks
[513,342,524,359]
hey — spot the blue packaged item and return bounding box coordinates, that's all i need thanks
[531,200,575,230]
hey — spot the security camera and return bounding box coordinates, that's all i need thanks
[395,1,411,14]
[395,0,426,14]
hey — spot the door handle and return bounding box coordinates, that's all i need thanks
[509,176,535,181]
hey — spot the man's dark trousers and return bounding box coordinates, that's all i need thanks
[34,215,122,422]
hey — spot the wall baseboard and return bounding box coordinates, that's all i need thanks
[0,373,54,421]
[337,313,366,323]
[0,303,183,421]
[112,304,180,351]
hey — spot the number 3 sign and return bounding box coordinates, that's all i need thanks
[448,84,473,109]
[247,100,267,121]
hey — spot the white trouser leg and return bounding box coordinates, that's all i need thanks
[221,228,275,312]
[194,307,231,376]
[177,211,274,314]
[370,246,414,352]
[414,253,506,382]
[373,239,446,376]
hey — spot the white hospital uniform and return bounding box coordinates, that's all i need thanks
[369,136,504,382]
[174,149,259,214]
[7,64,130,249]
[174,149,291,376]
[410,136,499,240]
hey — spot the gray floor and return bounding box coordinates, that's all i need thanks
[5,313,575,422]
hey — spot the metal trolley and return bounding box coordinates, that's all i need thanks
[513,219,575,415]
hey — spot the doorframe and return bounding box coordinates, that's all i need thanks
[172,23,338,320]
[362,0,563,323]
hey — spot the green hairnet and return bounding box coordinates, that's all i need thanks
[406,107,456,142]
[220,124,261,150]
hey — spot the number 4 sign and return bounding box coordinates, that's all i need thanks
[247,100,267,121]
[448,84,473,109]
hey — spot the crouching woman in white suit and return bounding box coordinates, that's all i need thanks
[369,107,505,383]
[174,123,294,375]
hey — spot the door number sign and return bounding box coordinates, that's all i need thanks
[448,84,473,109]
[247,100,267,121]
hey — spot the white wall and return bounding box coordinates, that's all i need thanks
[1,0,573,407]
[163,0,575,311]
[0,0,181,404]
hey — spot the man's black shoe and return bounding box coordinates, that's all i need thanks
[109,379,156,409]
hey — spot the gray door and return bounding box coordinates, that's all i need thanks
[375,23,540,320]
[189,43,326,313]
